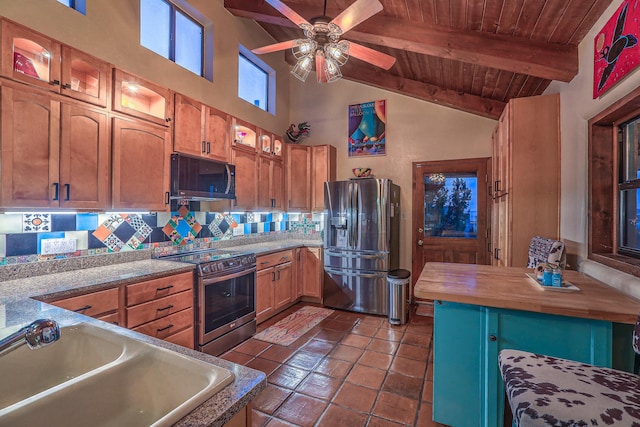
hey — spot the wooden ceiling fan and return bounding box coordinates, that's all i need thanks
[252,0,396,83]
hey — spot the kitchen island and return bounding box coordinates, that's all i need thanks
[414,262,640,427]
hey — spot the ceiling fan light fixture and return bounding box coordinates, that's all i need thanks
[292,39,317,59]
[324,56,342,83]
[325,40,349,66]
[292,54,313,82]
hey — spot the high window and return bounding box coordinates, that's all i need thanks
[238,45,275,114]
[140,0,204,77]
[56,0,86,14]
[589,86,640,276]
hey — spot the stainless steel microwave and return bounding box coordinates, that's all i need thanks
[170,153,236,200]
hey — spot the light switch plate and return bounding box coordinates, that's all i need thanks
[41,238,76,255]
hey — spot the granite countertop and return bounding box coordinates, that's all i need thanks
[0,237,323,426]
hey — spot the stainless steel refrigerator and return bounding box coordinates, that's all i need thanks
[323,178,400,315]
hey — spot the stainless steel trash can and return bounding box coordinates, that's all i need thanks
[388,269,411,325]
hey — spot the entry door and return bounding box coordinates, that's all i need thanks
[411,158,491,286]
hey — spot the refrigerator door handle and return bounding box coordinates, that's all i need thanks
[324,267,386,279]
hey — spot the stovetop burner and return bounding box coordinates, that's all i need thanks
[160,249,256,277]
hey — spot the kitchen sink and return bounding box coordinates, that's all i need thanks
[0,322,235,426]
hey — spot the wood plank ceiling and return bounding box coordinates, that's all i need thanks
[224,0,613,119]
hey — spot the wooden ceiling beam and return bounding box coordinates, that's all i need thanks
[224,0,577,82]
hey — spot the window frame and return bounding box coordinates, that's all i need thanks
[140,0,209,80]
[588,85,640,277]
[56,0,86,14]
[238,45,276,115]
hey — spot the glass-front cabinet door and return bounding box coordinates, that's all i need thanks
[1,20,61,91]
[112,68,170,126]
[61,46,110,107]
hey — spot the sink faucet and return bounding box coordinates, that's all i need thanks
[0,319,61,356]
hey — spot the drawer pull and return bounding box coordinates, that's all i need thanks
[157,304,174,312]
[73,305,92,312]
[157,324,174,332]
[260,261,270,265]
[156,285,174,292]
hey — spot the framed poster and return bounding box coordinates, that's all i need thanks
[593,0,640,98]
[348,100,386,157]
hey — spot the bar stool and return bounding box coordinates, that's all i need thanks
[498,314,640,425]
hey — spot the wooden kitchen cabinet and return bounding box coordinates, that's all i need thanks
[0,83,110,209]
[125,272,195,349]
[49,287,120,325]
[1,19,110,107]
[311,145,336,212]
[111,115,171,211]
[296,247,323,301]
[232,146,258,211]
[256,250,294,324]
[285,144,311,211]
[112,68,172,126]
[174,93,230,162]
[490,94,559,267]
[258,152,284,211]
[232,117,257,151]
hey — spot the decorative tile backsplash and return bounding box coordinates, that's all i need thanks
[0,208,323,265]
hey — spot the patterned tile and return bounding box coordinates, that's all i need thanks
[208,213,237,240]
[162,206,202,245]
[22,214,51,232]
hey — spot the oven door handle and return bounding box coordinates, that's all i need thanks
[200,267,256,285]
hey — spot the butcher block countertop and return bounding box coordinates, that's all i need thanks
[414,263,640,324]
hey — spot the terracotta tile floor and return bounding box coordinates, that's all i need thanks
[221,303,447,427]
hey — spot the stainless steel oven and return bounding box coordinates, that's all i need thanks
[160,250,256,356]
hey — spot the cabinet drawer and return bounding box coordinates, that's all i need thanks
[132,307,193,340]
[164,326,194,349]
[257,250,293,271]
[126,289,193,328]
[126,272,193,306]
[51,287,118,318]
[96,311,119,326]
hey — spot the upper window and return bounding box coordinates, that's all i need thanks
[140,0,204,77]
[56,0,86,14]
[238,45,275,114]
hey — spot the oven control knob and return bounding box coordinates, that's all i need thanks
[201,265,209,273]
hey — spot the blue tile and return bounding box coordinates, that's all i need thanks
[244,223,252,234]
[6,233,38,256]
[51,214,76,232]
[263,223,271,232]
[149,227,168,243]
[198,227,212,238]
[251,223,258,234]
[141,214,157,228]
[37,232,65,253]
[205,213,217,225]
[112,222,135,242]
[282,213,288,221]
[232,214,241,224]
[265,213,272,222]
[88,232,106,249]
[76,213,98,231]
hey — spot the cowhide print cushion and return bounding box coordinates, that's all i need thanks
[499,349,640,426]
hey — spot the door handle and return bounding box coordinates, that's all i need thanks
[417,240,423,246]
[418,228,423,233]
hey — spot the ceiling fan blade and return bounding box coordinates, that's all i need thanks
[265,0,310,27]
[252,40,297,55]
[316,53,328,83]
[348,42,396,70]
[331,0,383,33]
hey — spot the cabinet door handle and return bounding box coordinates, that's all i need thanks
[52,182,59,201]
[494,248,501,260]
[156,285,174,292]
[157,304,174,312]
[62,82,71,89]
[272,271,276,281]
[73,305,92,312]
[157,324,174,332]
[207,142,211,154]
[64,184,70,201]
[165,191,170,204]
[202,141,206,153]
[489,335,497,342]
[277,270,281,280]
[50,79,60,86]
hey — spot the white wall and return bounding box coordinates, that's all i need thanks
[0,0,290,135]
[288,76,496,271]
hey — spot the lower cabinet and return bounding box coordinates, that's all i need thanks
[256,250,294,324]
[125,272,195,349]
[297,247,322,301]
[49,287,120,325]
[432,301,634,427]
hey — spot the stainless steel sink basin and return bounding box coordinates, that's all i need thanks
[0,323,234,426]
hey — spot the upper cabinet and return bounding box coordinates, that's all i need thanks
[1,20,110,107]
[112,69,172,126]
[232,118,257,151]
[259,131,283,159]
[311,145,336,212]
[285,144,311,211]
[0,83,110,209]
[173,93,230,162]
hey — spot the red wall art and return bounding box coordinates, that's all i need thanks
[594,0,640,98]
